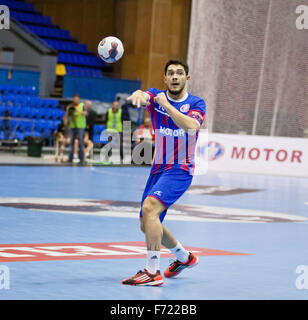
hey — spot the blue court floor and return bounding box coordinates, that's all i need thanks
[0,165,307,300]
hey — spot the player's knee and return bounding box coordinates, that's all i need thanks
[141,198,159,220]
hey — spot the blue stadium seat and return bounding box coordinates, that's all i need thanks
[40,120,54,137]
[46,120,54,129]
[10,2,106,74]
[41,109,53,120]
[1,0,35,12]
[13,95,25,106]
[21,86,37,96]
[43,99,58,108]
[34,120,45,133]
[32,108,42,119]
[29,97,40,108]
[9,119,20,131]
[51,100,59,108]
[2,95,13,104]
[1,85,13,95]
[37,109,46,119]
[15,132,25,141]
[11,10,53,26]
[9,107,21,118]
[20,120,34,135]
[20,107,31,118]
[28,108,38,119]
[0,106,5,116]
[25,25,72,40]
[52,109,62,121]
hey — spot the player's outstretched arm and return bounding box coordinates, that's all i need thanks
[127,90,150,108]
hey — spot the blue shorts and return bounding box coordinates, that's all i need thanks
[140,169,193,223]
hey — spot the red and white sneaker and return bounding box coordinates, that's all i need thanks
[164,252,199,278]
[122,269,164,286]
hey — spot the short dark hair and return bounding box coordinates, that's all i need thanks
[164,60,189,75]
[73,93,80,98]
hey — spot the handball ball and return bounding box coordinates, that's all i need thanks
[97,36,124,63]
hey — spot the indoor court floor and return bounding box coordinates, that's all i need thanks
[0,165,307,300]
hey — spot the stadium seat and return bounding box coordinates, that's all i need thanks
[28,108,38,119]
[9,107,21,118]
[0,106,5,116]
[19,120,34,135]
[19,107,31,118]
[3,0,35,12]
[1,85,13,95]
[42,109,54,120]
[28,97,39,108]
[9,119,20,131]
[32,108,42,119]
[15,132,25,141]
[34,120,45,133]
[11,3,106,75]
[21,86,37,96]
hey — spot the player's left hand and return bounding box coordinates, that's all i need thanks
[154,92,170,109]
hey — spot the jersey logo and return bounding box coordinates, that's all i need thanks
[154,105,170,117]
[159,126,185,137]
[180,104,190,113]
[157,104,166,111]
[153,191,162,196]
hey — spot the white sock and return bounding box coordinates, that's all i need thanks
[145,250,160,274]
[169,242,189,263]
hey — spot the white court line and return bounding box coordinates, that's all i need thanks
[89,167,142,177]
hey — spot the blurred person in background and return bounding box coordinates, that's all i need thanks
[54,116,70,162]
[135,116,155,146]
[65,93,87,164]
[105,99,124,161]
[71,100,94,161]
[84,100,94,159]
[85,100,96,141]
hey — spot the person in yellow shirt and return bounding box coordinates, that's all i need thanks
[105,99,124,161]
[65,93,87,164]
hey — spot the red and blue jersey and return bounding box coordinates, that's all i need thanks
[144,88,206,175]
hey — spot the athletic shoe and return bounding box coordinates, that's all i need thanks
[164,252,199,278]
[121,269,164,286]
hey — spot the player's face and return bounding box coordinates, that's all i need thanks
[164,65,189,96]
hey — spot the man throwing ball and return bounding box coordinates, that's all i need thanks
[122,60,206,286]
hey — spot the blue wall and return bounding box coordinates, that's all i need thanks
[62,75,141,102]
[0,68,40,89]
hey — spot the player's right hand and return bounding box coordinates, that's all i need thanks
[127,90,150,108]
